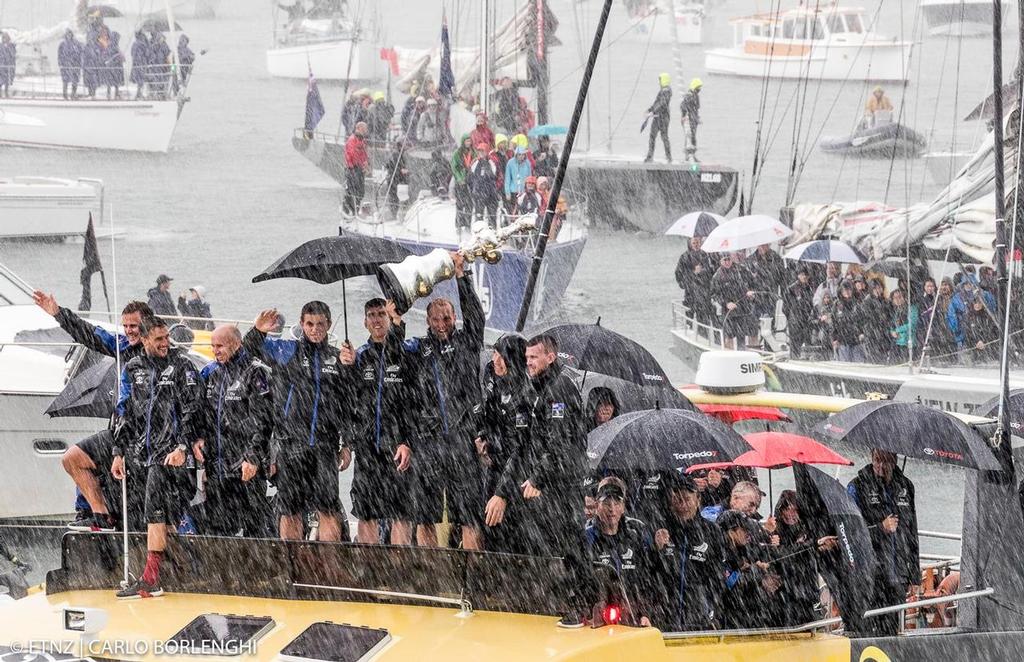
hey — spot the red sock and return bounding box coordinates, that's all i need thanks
[141,551,163,585]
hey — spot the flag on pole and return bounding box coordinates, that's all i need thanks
[78,213,105,311]
[304,69,325,133]
[438,16,455,101]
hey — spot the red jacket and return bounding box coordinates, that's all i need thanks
[345,134,369,169]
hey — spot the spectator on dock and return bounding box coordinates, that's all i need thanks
[58,29,83,100]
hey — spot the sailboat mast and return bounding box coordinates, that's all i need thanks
[992,0,1011,452]
[515,0,614,331]
[480,0,490,116]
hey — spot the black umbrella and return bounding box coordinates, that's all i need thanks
[792,462,876,634]
[139,16,183,32]
[563,365,695,414]
[545,320,672,388]
[45,357,117,419]
[587,407,751,474]
[87,4,125,18]
[977,389,1024,435]
[814,400,1001,471]
[252,233,412,340]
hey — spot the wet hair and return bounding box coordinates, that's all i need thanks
[527,333,558,354]
[426,298,455,316]
[121,301,153,317]
[773,489,799,520]
[731,481,762,502]
[363,297,387,313]
[139,316,168,337]
[494,334,527,377]
[300,300,332,323]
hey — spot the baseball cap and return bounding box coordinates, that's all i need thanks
[717,509,748,532]
[156,274,173,285]
[665,472,698,493]
[596,482,625,501]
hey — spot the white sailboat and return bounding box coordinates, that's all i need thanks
[920,0,1010,37]
[266,2,380,81]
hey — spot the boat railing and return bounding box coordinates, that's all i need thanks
[7,65,188,101]
[662,616,842,641]
[920,529,962,542]
[294,127,343,144]
[293,581,473,616]
[863,587,994,634]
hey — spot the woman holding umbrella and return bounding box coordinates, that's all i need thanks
[773,490,838,626]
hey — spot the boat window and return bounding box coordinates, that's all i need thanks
[782,18,795,39]
[279,623,390,662]
[794,17,808,39]
[750,24,761,37]
[812,18,826,39]
[827,14,846,33]
[845,13,864,33]
[166,614,274,656]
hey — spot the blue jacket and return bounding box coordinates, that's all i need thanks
[947,287,996,346]
[504,156,532,196]
[349,329,422,454]
[55,306,145,363]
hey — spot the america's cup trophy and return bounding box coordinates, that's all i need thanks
[377,215,537,314]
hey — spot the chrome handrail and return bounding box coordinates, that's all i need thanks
[863,587,993,619]
[293,581,473,616]
[919,530,962,542]
[662,616,842,640]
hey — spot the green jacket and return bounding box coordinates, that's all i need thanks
[451,133,472,184]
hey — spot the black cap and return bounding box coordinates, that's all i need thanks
[717,509,748,532]
[157,274,173,285]
[665,472,699,493]
[596,482,625,501]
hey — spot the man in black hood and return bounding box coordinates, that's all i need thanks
[784,267,817,359]
[147,274,177,317]
[847,449,920,635]
[245,301,351,542]
[477,334,532,554]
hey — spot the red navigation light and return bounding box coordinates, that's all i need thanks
[602,604,621,625]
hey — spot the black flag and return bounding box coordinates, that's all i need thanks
[78,214,106,311]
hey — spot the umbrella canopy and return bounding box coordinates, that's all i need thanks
[528,124,568,137]
[792,462,876,634]
[977,389,1024,434]
[252,234,412,285]
[45,358,117,419]
[138,16,182,32]
[784,240,865,265]
[736,432,852,469]
[814,400,1001,471]
[88,4,125,18]
[544,321,672,388]
[695,403,790,424]
[587,408,752,474]
[701,215,793,253]
[564,366,696,415]
[664,211,726,238]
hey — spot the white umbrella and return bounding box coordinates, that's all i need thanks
[665,211,726,237]
[784,240,866,264]
[0,109,45,127]
[701,214,793,253]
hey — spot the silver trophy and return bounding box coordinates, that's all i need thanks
[378,215,537,314]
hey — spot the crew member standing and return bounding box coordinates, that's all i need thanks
[680,78,702,162]
[245,302,351,542]
[0,32,14,98]
[644,73,672,163]
[468,141,500,228]
[113,317,201,599]
[32,291,153,531]
[522,334,590,625]
[674,236,716,330]
[195,326,273,537]
[784,267,817,359]
[340,299,418,545]
[58,29,83,100]
[848,449,920,635]
[343,121,371,218]
[129,30,149,98]
[405,255,486,549]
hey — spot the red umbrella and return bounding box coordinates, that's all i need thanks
[696,403,791,424]
[687,432,851,505]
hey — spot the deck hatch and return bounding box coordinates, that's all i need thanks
[165,613,274,656]
[278,622,390,662]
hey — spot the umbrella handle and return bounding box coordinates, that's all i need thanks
[342,279,349,342]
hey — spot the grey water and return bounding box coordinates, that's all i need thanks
[0,0,1006,554]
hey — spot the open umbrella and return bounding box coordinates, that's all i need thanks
[564,366,695,414]
[544,320,672,388]
[587,407,751,474]
[784,240,866,265]
[87,4,125,18]
[528,124,568,138]
[977,389,1024,434]
[664,211,726,238]
[792,462,876,635]
[252,233,412,340]
[813,400,1001,471]
[45,357,117,419]
[695,403,790,424]
[701,215,793,253]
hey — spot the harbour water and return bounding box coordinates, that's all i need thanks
[0,0,1008,556]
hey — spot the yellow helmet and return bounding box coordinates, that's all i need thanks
[689,77,703,91]
[494,133,509,147]
[513,133,529,148]
[372,91,386,102]
[658,72,671,87]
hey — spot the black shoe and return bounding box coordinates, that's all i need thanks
[642,156,653,163]
[67,510,93,531]
[115,578,163,600]
[89,513,116,532]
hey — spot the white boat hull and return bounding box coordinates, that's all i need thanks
[921,0,1007,37]
[0,177,98,239]
[0,98,180,152]
[266,40,379,81]
[705,41,914,81]
[109,0,221,18]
